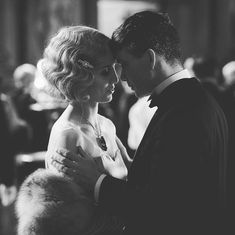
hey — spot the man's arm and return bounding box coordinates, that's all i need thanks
[50,148,157,222]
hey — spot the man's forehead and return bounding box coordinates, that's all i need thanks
[116,48,132,61]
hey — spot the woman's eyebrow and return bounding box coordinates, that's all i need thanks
[97,63,113,69]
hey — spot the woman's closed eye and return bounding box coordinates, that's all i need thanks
[100,66,112,76]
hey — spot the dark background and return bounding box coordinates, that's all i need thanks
[1,0,235,68]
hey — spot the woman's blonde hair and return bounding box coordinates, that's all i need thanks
[38,26,110,102]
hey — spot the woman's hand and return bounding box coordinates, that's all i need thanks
[101,150,128,180]
[115,136,133,169]
[49,148,103,193]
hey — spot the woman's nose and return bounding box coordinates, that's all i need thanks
[113,71,119,84]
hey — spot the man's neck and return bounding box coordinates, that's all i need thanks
[153,69,192,95]
[161,63,184,80]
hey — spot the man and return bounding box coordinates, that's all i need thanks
[52,11,228,234]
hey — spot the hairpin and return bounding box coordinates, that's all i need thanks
[77,59,94,69]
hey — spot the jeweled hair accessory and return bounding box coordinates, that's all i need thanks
[77,59,94,69]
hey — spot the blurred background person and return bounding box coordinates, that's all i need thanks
[183,56,195,77]
[192,56,222,101]
[11,63,37,120]
[0,58,30,194]
[221,61,235,210]
[222,61,235,89]
[0,53,30,235]
[11,63,49,152]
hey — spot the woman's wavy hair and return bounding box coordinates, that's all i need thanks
[38,26,110,102]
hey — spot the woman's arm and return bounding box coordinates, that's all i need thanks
[46,127,78,170]
[115,136,133,169]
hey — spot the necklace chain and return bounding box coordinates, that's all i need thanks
[83,119,107,151]
[83,119,102,138]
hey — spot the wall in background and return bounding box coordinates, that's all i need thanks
[0,0,235,69]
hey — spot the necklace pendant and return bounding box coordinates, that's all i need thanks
[96,136,107,151]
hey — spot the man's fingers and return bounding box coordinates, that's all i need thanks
[51,160,69,173]
[55,148,69,157]
[52,154,78,168]
[51,159,77,176]
[56,148,81,162]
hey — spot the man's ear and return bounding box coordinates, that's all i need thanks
[146,49,156,70]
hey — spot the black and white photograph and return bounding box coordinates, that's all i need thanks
[1,0,235,234]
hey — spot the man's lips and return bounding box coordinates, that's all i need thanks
[128,82,134,90]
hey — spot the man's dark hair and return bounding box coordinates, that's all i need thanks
[111,11,181,63]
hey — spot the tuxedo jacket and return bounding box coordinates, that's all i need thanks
[99,78,228,234]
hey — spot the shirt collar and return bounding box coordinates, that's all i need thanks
[154,69,193,95]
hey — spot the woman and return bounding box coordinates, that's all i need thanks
[16,26,132,235]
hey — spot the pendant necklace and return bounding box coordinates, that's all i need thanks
[84,118,107,151]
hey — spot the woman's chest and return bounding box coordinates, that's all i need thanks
[76,128,118,159]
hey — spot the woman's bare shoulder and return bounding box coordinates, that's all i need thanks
[52,119,80,133]
[48,119,82,153]
[98,114,115,130]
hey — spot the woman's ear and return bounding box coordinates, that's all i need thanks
[147,49,156,70]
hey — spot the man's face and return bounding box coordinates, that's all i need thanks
[116,48,154,98]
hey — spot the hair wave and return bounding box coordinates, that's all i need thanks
[38,26,109,102]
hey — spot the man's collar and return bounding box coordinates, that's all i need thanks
[155,69,193,95]
[148,69,193,107]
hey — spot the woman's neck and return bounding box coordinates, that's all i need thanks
[67,101,99,126]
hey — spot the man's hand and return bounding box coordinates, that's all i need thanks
[50,147,128,193]
[50,148,103,193]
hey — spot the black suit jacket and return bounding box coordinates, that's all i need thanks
[99,78,228,234]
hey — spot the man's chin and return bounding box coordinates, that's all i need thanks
[134,90,145,98]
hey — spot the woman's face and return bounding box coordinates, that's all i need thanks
[88,47,121,104]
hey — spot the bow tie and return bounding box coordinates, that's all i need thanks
[148,92,159,108]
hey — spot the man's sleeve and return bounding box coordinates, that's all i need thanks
[94,174,107,204]
[98,175,130,217]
